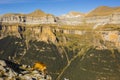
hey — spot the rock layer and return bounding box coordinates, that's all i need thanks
[0,6,120,25]
[0,25,57,43]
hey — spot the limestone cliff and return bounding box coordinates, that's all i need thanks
[58,6,120,25]
[58,11,85,25]
[39,26,57,43]
[0,9,56,25]
[0,6,120,25]
[26,10,56,24]
[100,31,120,47]
[85,6,120,24]
[0,25,57,43]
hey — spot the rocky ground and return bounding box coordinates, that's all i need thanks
[0,59,52,80]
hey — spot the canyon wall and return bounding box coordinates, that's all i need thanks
[0,15,56,24]
[0,24,120,50]
[85,12,120,24]
[58,12,120,25]
[0,7,120,25]
[0,25,57,43]
[100,31,120,47]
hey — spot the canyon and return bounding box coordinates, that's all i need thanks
[0,6,120,80]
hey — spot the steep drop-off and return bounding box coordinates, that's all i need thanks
[0,25,120,80]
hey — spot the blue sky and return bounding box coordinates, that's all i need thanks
[0,0,120,16]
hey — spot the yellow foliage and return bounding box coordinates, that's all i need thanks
[33,62,46,72]
[109,33,118,41]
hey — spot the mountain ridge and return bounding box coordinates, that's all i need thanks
[1,6,120,17]
[1,6,120,25]
[27,9,46,17]
[86,6,120,17]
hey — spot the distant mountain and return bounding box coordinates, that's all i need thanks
[86,6,120,17]
[68,11,84,16]
[27,9,52,17]
[60,11,85,18]
[2,9,53,17]
[1,6,120,25]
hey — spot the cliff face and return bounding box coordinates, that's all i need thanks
[58,11,85,25]
[0,10,56,25]
[58,6,120,25]
[0,24,120,47]
[54,28,120,48]
[0,6,120,25]
[0,25,20,38]
[85,12,120,24]
[0,25,120,80]
[100,31,120,47]
[85,6,120,24]
[0,25,57,43]
[54,28,86,35]
[39,26,57,43]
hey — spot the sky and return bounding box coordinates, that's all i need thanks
[0,0,120,16]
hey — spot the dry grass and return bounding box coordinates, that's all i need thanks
[57,24,94,31]
[2,9,53,17]
[86,6,120,17]
[2,13,25,17]
[27,9,46,17]
[27,9,51,17]
[95,24,120,31]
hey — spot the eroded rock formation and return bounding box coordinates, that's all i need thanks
[0,6,120,26]
[0,10,57,25]
[0,25,57,43]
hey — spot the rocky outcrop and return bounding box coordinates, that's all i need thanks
[85,12,120,24]
[58,11,85,25]
[85,6,120,24]
[0,10,57,25]
[100,31,120,47]
[39,26,57,43]
[0,25,20,39]
[53,28,86,35]
[26,10,56,24]
[58,6,120,25]
[0,6,120,25]
[0,25,57,43]
[0,14,26,24]
[0,59,52,80]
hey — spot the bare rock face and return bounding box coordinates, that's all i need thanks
[0,25,21,39]
[100,31,120,47]
[39,26,57,43]
[85,13,120,24]
[0,6,120,26]
[0,24,57,43]
[58,11,85,25]
[85,6,120,24]
[57,6,120,25]
[0,9,56,25]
